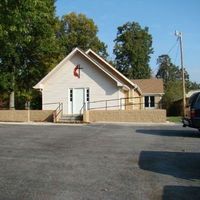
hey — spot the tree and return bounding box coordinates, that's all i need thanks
[187,81,200,91]
[156,54,185,113]
[156,54,199,115]
[156,54,189,86]
[113,22,153,79]
[0,0,61,109]
[58,12,108,58]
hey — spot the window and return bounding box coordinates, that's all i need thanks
[145,96,155,108]
[86,89,90,102]
[70,89,73,102]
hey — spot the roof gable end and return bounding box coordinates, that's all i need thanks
[34,48,125,89]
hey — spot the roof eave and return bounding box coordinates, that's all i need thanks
[86,49,140,92]
[33,47,81,89]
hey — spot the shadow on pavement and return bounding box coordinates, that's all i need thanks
[136,129,200,138]
[138,151,200,180]
[162,186,200,200]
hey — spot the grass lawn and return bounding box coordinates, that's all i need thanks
[167,116,182,123]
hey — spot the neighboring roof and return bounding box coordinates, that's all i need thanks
[34,47,140,92]
[131,79,164,94]
[186,90,200,98]
[174,90,200,102]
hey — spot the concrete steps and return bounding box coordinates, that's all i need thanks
[57,115,83,123]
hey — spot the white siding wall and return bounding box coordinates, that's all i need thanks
[42,53,121,114]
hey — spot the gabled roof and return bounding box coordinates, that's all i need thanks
[131,79,164,94]
[86,49,140,92]
[34,48,140,93]
[34,48,129,89]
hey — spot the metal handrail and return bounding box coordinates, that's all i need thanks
[56,103,63,117]
[80,102,86,114]
[42,97,162,120]
[43,102,61,106]
[46,102,63,122]
[86,96,162,111]
[88,102,161,110]
[88,96,140,104]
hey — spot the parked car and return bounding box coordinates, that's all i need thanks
[183,92,200,131]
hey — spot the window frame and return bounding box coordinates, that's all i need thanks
[144,96,155,108]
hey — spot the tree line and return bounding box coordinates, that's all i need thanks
[0,0,199,112]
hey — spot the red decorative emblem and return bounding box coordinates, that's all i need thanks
[73,64,83,78]
[73,64,80,78]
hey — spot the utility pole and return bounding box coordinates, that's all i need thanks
[175,31,186,117]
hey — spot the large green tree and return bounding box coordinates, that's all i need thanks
[0,0,60,108]
[58,12,108,58]
[113,22,153,79]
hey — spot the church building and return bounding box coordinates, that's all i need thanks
[34,48,163,117]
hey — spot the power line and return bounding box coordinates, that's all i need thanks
[173,41,179,65]
[153,40,178,77]
[167,39,178,55]
[153,38,179,77]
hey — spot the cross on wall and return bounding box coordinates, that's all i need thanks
[73,64,83,78]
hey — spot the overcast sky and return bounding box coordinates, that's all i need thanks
[56,0,200,82]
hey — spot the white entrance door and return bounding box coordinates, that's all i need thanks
[73,88,84,114]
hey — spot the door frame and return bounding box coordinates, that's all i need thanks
[68,88,89,115]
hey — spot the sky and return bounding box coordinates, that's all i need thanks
[56,0,200,83]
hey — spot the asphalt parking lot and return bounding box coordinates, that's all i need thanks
[0,123,199,200]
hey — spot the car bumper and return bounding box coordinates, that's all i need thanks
[191,118,200,128]
[183,117,200,129]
